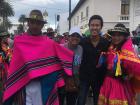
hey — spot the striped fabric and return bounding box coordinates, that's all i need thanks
[3,33,74,104]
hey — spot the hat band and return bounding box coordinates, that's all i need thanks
[29,15,43,21]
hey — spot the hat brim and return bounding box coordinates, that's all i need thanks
[26,18,47,24]
[108,29,129,36]
[70,32,81,37]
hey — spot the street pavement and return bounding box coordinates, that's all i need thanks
[86,97,93,105]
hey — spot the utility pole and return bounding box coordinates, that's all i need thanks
[55,14,57,30]
[69,0,71,30]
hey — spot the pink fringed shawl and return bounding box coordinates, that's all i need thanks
[121,39,140,93]
[3,33,73,101]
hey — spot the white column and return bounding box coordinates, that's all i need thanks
[129,0,135,32]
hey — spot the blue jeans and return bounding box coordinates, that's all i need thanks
[77,80,101,105]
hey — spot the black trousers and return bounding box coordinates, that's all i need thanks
[58,87,78,105]
[77,80,101,105]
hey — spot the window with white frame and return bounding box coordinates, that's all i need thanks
[81,12,83,21]
[77,16,79,24]
[74,18,76,25]
[121,0,130,15]
[86,6,89,18]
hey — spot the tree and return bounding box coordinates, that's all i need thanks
[17,24,24,34]
[0,24,5,33]
[4,18,12,30]
[0,0,14,31]
[18,14,26,31]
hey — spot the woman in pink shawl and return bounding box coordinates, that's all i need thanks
[97,23,140,105]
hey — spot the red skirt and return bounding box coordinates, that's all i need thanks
[98,76,136,105]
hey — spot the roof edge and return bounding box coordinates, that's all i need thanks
[68,0,86,20]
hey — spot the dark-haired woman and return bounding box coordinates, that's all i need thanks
[98,24,140,105]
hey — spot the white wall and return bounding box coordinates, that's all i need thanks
[93,0,129,32]
[0,17,3,25]
[130,0,140,31]
[71,0,129,33]
[93,0,121,22]
[71,0,93,31]
[58,12,69,35]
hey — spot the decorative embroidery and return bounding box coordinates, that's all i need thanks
[98,95,129,105]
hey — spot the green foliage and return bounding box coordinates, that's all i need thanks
[0,0,14,31]
[17,24,24,34]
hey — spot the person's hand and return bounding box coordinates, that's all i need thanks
[103,33,112,41]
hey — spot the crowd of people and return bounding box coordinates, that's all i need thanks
[0,9,140,105]
[0,32,12,105]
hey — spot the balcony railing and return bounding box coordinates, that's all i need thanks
[120,15,129,21]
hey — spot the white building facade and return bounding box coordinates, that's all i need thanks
[8,23,19,34]
[0,17,3,25]
[57,12,69,35]
[130,0,140,31]
[70,0,130,33]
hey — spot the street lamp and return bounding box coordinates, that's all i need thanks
[69,0,71,30]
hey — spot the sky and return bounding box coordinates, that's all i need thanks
[9,0,79,28]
